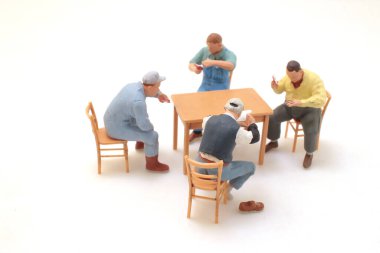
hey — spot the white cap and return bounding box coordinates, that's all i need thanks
[224,98,244,115]
[142,71,166,85]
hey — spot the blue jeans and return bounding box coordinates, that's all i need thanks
[196,156,255,190]
[198,66,230,91]
[193,66,231,135]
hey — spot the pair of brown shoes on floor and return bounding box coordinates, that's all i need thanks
[265,141,313,169]
[239,201,264,212]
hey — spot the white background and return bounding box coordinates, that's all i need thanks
[1,0,379,252]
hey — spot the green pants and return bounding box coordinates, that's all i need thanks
[268,104,321,153]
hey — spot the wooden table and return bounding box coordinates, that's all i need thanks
[172,88,273,174]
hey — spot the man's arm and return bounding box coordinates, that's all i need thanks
[188,63,202,74]
[247,123,260,144]
[272,76,285,94]
[201,49,236,71]
[132,101,154,131]
[189,48,205,74]
[236,114,260,144]
[202,59,235,71]
[300,77,327,107]
[156,90,170,103]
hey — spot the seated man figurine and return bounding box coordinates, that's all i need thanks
[103,71,170,172]
[188,33,237,142]
[266,60,327,168]
[197,98,264,212]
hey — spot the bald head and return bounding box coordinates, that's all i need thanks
[207,33,222,44]
[206,33,223,54]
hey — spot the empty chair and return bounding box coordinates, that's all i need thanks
[86,102,129,174]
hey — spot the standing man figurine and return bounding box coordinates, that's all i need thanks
[188,33,237,142]
[266,60,327,168]
[104,71,171,172]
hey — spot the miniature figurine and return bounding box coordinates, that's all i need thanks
[266,60,327,168]
[104,71,170,172]
[188,33,237,142]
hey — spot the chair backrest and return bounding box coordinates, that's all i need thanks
[85,102,100,144]
[321,90,331,119]
[185,155,224,191]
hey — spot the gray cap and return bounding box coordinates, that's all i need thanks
[224,98,244,115]
[142,71,166,85]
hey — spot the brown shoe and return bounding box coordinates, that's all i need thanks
[303,153,313,169]
[265,141,278,153]
[145,155,169,172]
[189,132,202,142]
[135,141,144,150]
[239,201,264,212]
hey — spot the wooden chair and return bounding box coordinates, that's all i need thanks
[285,91,332,152]
[228,70,233,88]
[86,102,129,174]
[184,155,228,224]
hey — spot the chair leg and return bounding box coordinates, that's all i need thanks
[292,124,299,152]
[223,184,228,204]
[215,199,220,224]
[124,143,129,173]
[97,150,102,174]
[285,121,290,138]
[292,136,298,152]
[316,121,322,150]
[187,190,193,219]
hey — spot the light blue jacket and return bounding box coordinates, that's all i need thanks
[104,82,154,139]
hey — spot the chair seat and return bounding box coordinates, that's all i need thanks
[97,128,127,145]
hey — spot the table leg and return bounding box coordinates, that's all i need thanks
[173,106,178,150]
[183,123,190,174]
[259,115,269,165]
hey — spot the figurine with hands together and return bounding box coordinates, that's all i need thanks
[266,60,328,169]
[238,111,255,128]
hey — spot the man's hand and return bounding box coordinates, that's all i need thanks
[238,113,256,128]
[158,93,170,103]
[202,59,214,68]
[245,113,256,126]
[271,75,279,89]
[286,100,301,107]
[190,64,202,74]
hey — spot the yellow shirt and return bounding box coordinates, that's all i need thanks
[274,69,327,108]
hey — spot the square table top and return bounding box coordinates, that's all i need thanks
[171,88,273,123]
